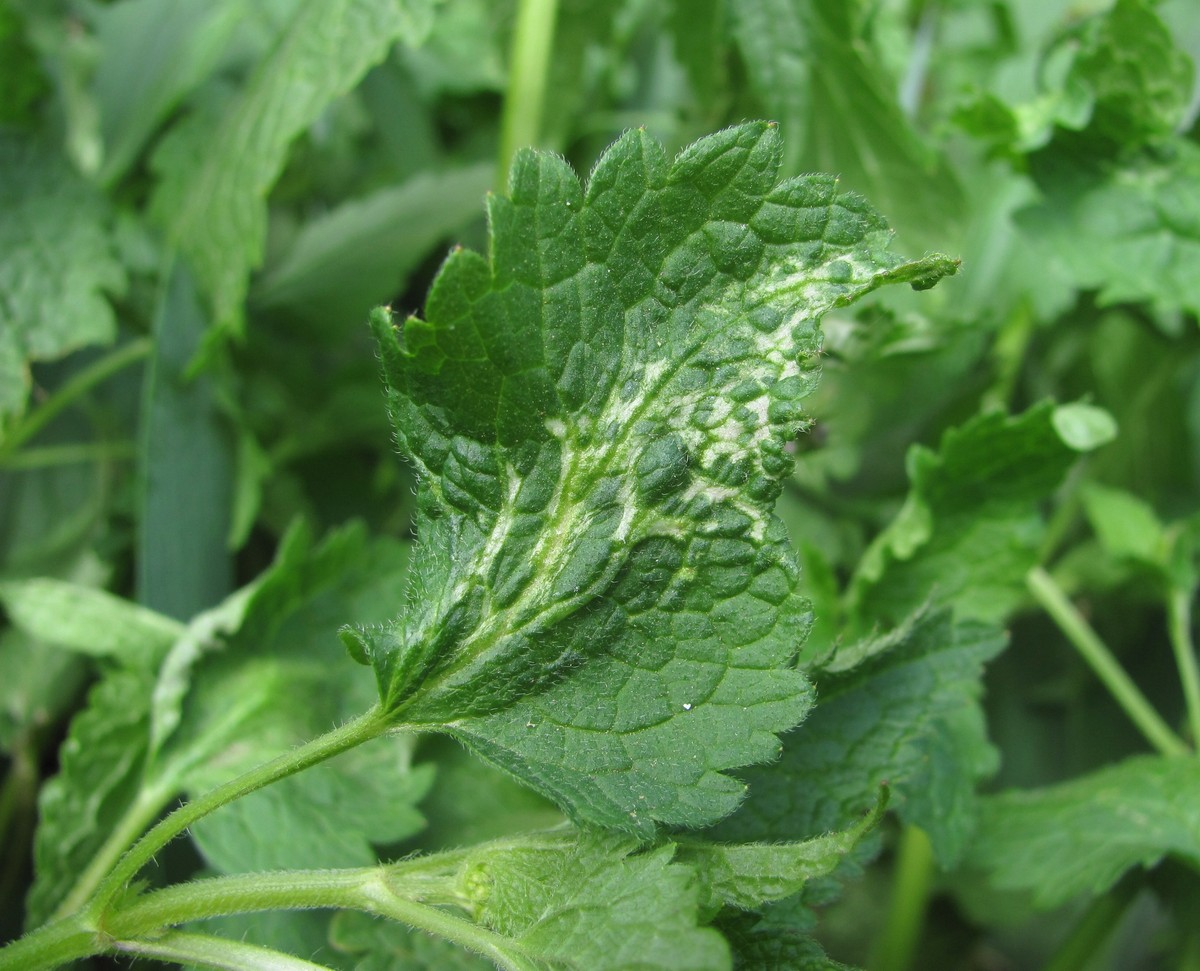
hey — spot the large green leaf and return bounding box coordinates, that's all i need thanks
[350,122,957,836]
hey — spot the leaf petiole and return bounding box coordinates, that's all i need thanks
[85,704,393,921]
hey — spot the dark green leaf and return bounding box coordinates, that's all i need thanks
[717,610,1004,866]
[360,121,957,835]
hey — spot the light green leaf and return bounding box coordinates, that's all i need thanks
[1081,482,1166,565]
[443,833,731,971]
[0,133,126,420]
[251,164,492,328]
[355,122,957,835]
[850,403,1085,628]
[716,610,1004,866]
[677,790,887,914]
[969,755,1200,907]
[1018,139,1200,317]
[189,738,434,873]
[25,525,414,927]
[1067,0,1195,147]
[149,0,435,331]
[90,0,242,186]
[1051,402,1118,451]
[0,579,183,663]
[0,630,86,756]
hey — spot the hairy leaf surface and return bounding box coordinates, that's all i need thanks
[716,609,1004,865]
[356,122,957,835]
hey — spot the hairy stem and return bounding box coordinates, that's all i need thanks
[496,0,560,188]
[1168,585,1200,748]
[86,705,391,921]
[1027,567,1189,758]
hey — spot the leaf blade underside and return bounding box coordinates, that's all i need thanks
[357,122,958,835]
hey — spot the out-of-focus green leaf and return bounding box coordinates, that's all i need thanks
[400,0,509,97]
[252,164,491,328]
[1019,139,1200,317]
[0,631,85,756]
[189,738,434,873]
[1082,483,1167,566]
[25,666,157,928]
[149,0,436,332]
[0,579,183,663]
[970,755,1200,907]
[1051,402,1118,451]
[730,0,964,251]
[0,6,46,125]
[667,0,726,109]
[1068,0,1195,147]
[89,0,242,186]
[0,133,126,421]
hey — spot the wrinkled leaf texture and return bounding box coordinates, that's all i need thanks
[353,122,958,836]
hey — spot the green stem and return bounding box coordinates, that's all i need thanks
[1041,871,1140,971]
[109,867,380,932]
[114,863,537,970]
[87,705,391,921]
[115,930,336,971]
[356,872,540,971]
[1168,585,1200,748]
[496,0,560,188]
[868,825,933,971]
[1027,567,1189,758]
[0,338,152,459]
[0,441,137,469]
[0,915,99,971]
